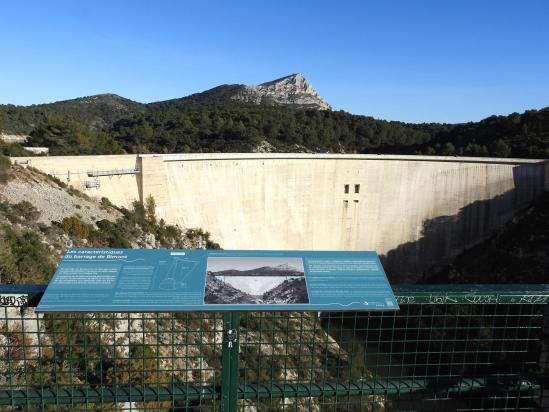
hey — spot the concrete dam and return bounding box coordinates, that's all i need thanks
[12,154,548,281]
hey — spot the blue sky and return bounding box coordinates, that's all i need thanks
[0,0,548,123]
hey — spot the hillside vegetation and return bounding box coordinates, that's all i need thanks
[0,156,218,284]
[1,89,548,158]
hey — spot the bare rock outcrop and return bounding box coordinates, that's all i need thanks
[231,73,331,110]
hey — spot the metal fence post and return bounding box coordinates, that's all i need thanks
[221,312,241,412]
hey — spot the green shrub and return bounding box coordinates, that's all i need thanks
[46,173,68,188]
[13,201,40,221]
[0,225,55,283]
[186,228,221,249]
[67,185,90,200]
[0,154,11,183]
[0,200,40,223]
[61,216,91,239]
[130,200,147,227]
[95,219,132,248]
[100,196,117,210]
[0,143,33,157]
[0,201,19,223]
[145,195,156,223]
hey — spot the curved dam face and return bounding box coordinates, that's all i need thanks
[13,154,548,281]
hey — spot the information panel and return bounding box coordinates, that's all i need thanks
[37,249,398,312]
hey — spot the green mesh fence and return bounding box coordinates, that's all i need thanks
[0,284,547,411]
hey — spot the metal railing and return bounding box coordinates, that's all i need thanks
[87,169,140,177]
[0,284,547,411]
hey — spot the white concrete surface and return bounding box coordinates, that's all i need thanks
[12,154,548,279]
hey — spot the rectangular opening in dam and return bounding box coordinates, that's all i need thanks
[344,184,349,194]
[355,184,360,193]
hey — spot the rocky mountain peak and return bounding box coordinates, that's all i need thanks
[230,73,331,110]
[257,73,313,94]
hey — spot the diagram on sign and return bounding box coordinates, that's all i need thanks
[204,257,309,304]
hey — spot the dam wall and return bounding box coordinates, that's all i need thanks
[12,154,548,280]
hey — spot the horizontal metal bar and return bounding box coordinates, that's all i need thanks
[237,380,426,399]
[0,385,219,406]
[238,378,541,400]
[0,378,539,406]
[2,284,549,308]
[0,284,47,294]
[87,168,140,177]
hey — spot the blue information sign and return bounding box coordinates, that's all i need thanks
[37,249,398,312]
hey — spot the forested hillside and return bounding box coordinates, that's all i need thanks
[109,106,549,157]
[0,94,144,134]
[1,88,548,158]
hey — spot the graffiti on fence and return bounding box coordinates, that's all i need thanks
[512,295,549,304]
[395,292,549,305]
[396,296,415,304]
[0,294,29,307]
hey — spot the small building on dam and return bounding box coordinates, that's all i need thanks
[12,153,549,281]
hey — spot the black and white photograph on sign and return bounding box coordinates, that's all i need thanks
[204,257,309,304]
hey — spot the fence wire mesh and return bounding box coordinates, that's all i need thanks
[0,285,546,412]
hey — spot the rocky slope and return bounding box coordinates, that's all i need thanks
[263,277,309,304]
[0,167,120,225]
[204,273,262,304]
[205,273,310,305]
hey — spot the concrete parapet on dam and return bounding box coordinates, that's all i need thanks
[12,153,548,280]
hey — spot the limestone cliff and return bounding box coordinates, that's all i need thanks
[231,73,331,110]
